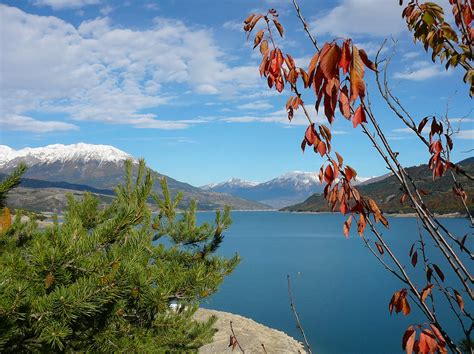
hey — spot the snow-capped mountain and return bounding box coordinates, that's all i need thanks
[0,143,134,168]
[201,178,259,193]
[203,171,323,208]
[0,143,270,211]
[203,172,381,208]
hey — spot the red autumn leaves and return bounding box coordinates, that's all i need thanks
[389,288,411,316]
[244,11,376,127]
[417,116,458,181]
[301,123,331,157]
[308,41,376,125]
[402,324,448,354]
[244,10,286,93]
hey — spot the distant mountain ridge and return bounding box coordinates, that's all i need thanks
[203,172,380,208]
[0,143,271,212]
[0,143,133,167]
[283,157,474,215]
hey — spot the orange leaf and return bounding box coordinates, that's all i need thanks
[375,242,384,255]
[418,117,429,133]
[273,19,284,37]
[338,86,351,119]
[402,296,410,316]
[285,54,296,70]
[339,40,351,74]
[335,152,344,167]
[352,105,367,128]
[299,68,310,88]
[275,76,284,92]
[421,284,434,302]
[319,124,332,142]
[305,124,317,146]
[453,289,464,312]
[308,53,319,78]
[316,141,327,157]
[301,138,307,152]
[340,200,348,215]
[259,40,269,55]
[253,30,264,48]
[324,165,334,184]
[244,14,255,25]
[323,91,336,124]
[320,43,341,79]
[343,215,352,238]
[421,330,438,354]
[357,213,366,236]
[344,166,357,181]
[367,198,381,214]
[358,48,376,71]
[402,326,416,354]
[429,324,446,347]
[349,45,366,102]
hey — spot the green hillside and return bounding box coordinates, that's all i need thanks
[283,157,474,215]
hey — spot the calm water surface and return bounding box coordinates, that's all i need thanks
[195,211,471,354]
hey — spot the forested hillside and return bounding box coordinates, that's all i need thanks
[283,157,474,215]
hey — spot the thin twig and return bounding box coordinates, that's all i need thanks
[291,0,319,52]
[229,320,245,353]
[287,275,312,354]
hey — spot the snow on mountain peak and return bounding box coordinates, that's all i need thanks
[270,171,320,185]
[0,143,134,167]
[201,178,259,190]
[225,178,259,187]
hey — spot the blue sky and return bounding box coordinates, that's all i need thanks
[0,0,472,186]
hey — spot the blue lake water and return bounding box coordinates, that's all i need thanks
[194,211,471,353]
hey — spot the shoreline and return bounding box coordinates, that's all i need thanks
[195,308,305,353]
[18,209,469,220]
[277,210,468,218]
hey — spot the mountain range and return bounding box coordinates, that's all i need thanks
[1,143,382,212]
[202,173,376,208]
[283,157,474,215]
[0,144,270,212]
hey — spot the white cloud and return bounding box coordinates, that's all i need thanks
[393,61,451,81]
[0,115,79,132]
[33,0,100,10]
[454,129,474,140]
[144,3,160,11]
[99,5,113,15]
[402,51,421,60]
[237,101,274,110]
[0,5,261,132]
[309,0,406,37]
[354,41,388,56]
[221,106,326,126]
[222,20,243,31]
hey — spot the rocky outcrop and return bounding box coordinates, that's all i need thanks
[195,308,305,353]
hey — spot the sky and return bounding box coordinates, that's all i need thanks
[0,0,472,186]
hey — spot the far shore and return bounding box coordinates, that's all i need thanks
[15,209,469,220]
[278,210,468,218]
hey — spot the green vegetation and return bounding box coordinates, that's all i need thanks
[284,157,474,214]
[0,160,239,352]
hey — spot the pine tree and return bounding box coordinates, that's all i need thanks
[0,159,239,352]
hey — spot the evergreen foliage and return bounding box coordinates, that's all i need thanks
[0,163,27,209]
[0,159,239,352]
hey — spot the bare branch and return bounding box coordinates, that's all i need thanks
[287,275,312,354]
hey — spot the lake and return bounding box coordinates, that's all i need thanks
[194,211,471,353]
